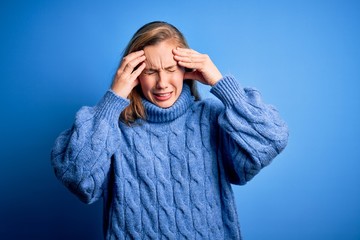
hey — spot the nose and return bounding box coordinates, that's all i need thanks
[156,71,168,89]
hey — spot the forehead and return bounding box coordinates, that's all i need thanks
[143,40,178,68]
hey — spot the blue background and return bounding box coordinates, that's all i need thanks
[1,0,359,239]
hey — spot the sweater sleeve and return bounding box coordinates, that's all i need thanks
[51,90,129,203]
[210,76,289,185]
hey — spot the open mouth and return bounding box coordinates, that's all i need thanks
[153,92,172,101]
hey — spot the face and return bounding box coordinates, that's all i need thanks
[138,40,185,108]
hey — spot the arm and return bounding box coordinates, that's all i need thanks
[51,91,129,203]
[211,76,289,185]
[51,50,145,203]
[173,48,288,184]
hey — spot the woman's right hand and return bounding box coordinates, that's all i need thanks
[111,50,146,98]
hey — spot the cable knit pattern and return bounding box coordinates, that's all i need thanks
[51,76,289,239]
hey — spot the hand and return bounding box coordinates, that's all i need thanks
[111,50,146,98]
[173,47,222,86]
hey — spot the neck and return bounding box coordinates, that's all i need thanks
[142,84,194,123]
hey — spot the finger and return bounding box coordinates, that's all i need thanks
[177,60,202,70]
[173,47,199,55]
[124,50,145,61]
[130,62,146,81]
[122,55,146,76]
[173,48,205,63]
[118,50,145,72]
[174,54,204,64]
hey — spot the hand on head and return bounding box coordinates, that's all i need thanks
[111,45,222,102]
[111,50,146,98]
[173,47,222,86]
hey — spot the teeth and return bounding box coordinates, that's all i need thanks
[156,93,170,96]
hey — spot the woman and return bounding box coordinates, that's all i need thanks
[51,21,288,239]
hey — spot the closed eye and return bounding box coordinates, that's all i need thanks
[166,66,177,72]
[144,69,156,75]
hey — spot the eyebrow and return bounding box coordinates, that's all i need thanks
[145,65,177,71]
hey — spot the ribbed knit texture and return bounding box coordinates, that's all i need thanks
[51,76,289,239]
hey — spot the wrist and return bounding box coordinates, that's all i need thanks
[209,73,223,86]
[111,84,131,99]
[210,76,244,107]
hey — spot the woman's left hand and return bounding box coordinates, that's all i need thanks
[173,47,222,86]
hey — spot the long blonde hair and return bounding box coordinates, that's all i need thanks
[116,21,200,124]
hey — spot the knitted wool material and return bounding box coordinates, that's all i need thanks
[51,76,289,239]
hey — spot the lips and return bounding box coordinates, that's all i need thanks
[153,92,173,101]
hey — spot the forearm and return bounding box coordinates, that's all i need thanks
[211,76,289,184]
[51,90,129,203]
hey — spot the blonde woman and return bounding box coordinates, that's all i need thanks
[51,21,288,239]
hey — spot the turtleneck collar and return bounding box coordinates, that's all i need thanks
[142,84,194,123]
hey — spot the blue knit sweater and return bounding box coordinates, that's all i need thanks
[51,76,288,239]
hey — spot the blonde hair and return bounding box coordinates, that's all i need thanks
[116,21,200,124]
